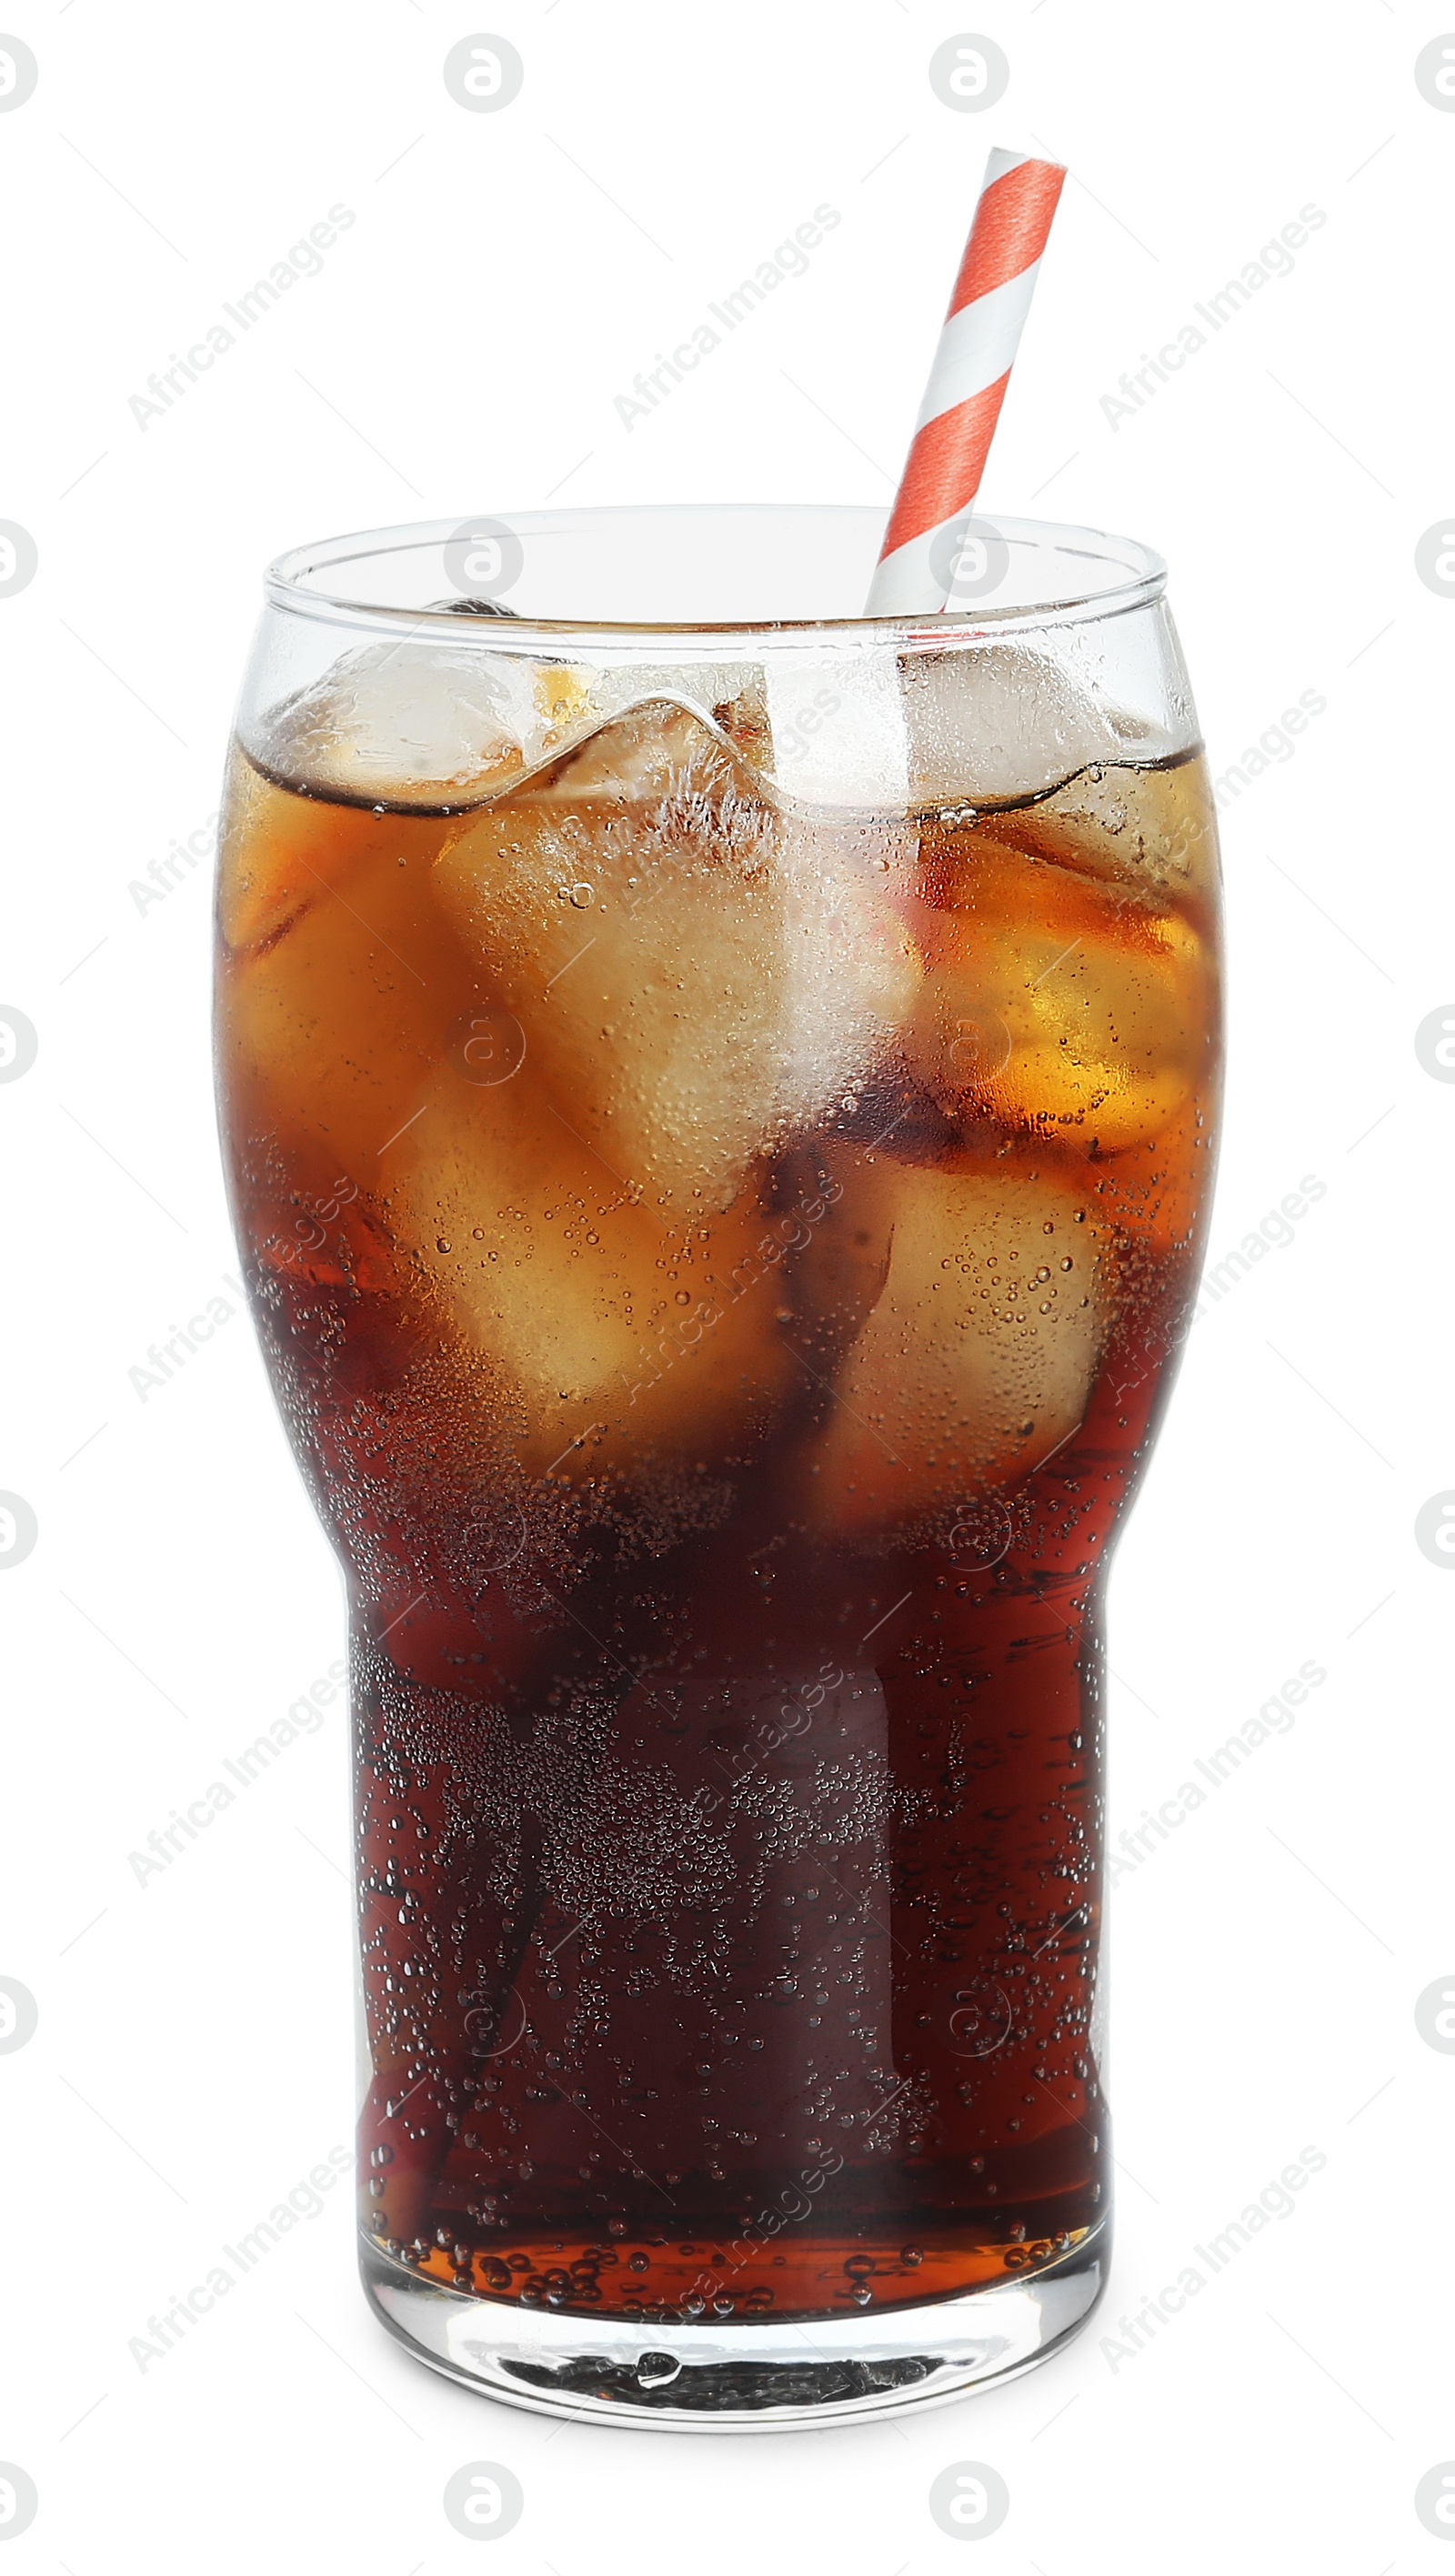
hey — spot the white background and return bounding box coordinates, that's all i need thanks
[2,0,1450,2567]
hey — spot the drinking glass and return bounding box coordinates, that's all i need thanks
[215,506,1221,2425]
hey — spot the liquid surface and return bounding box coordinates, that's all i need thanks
[216,691,1221,2323]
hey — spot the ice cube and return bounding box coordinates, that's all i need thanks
[795,1155,1106,1538]
[772,1141,899,1382]
[218,770,454,1187]
[973,756,1221,905]
[521,694,717,799]
[899,641,1189,810]
[430,701,920,1213]
[760,647,911,809]
[216,745,352,954]
[383,1067,806,1480]
[907,833,1215,1155]
[241,638,577,810]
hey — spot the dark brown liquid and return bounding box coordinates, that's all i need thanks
[216,713,1220,2324]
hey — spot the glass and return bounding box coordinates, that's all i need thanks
[215,506,1221,2426]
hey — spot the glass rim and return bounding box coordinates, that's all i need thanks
[264,505,1169,651]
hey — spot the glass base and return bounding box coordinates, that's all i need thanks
[359,2224,1109,2430]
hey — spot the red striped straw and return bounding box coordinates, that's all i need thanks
[864,146,1067,616]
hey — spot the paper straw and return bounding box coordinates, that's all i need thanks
[865,147,1066,616]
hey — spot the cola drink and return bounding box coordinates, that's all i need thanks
[215,510,1221,2412]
